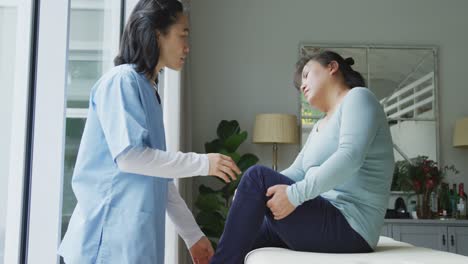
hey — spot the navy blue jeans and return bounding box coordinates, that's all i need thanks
[209,165,373,264]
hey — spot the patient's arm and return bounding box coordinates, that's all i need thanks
[279,152,305,182]
[286,88,381,207]
[167,181,205,249]
[279,131,313,182]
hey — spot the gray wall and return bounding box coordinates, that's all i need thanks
[188,0,468,201]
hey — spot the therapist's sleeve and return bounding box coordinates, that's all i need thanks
[286,88,381,207]
[92,71,149,161]
[116,146,210,178]
[167,181,205,249]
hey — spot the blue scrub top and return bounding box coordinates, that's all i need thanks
[58,64,171,263]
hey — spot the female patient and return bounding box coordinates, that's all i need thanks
[209,51,395,264]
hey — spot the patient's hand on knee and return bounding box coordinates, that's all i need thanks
[266,185,296,220]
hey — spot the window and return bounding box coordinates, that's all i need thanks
[0,0,34,263]
[61,0,122,242]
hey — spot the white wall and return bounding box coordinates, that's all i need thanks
[188,0,468,202]
[0,5,17,263]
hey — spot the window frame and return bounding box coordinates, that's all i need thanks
[3,0,37,263]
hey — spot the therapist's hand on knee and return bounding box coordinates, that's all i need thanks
[207,153,241,183]
[266,185,296,220]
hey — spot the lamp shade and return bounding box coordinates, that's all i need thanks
[253,114,298,144]
[453,117,468,147]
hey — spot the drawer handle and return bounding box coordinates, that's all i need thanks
[442,234,446,246]
[451,235,455,247]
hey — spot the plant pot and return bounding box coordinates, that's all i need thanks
[416,193,432,219]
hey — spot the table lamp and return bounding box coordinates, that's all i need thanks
[253,114,299,171]
[453,117,468,148]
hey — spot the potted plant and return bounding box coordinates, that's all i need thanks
[195,120,259,248]
[394,156,458,219]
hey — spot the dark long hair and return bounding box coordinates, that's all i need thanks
[114,0,183,82]
[294,50,366,90]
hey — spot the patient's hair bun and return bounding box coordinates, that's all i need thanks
[344,57,355,66]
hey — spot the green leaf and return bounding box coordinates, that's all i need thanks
[238,153,260,172]
[224,131,248,152]
[222,180,240,200]
[195,193,224,212]
[205,139,223,153]
[199,184,217,194]
[196,211,225,236]
[218,206,229,219]
[201,227,219,238]
[217,120,240,141]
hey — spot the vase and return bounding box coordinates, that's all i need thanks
[416,193,432,219]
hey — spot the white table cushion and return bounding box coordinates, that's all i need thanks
[245,236,468,264]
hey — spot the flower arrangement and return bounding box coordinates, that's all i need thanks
[392,155,459,218]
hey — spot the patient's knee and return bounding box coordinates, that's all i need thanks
[238,165,269,191]
[243,165,268,181]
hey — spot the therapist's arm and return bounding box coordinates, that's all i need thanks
[116,146,210,178]
[116,146,240,182]
[286,88,381,207]
[166,181,206,249]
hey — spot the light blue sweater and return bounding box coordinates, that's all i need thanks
[283,87,395,249]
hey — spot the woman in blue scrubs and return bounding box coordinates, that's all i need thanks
[58,1,240,263]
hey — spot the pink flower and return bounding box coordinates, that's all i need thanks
[426,178,434,190]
